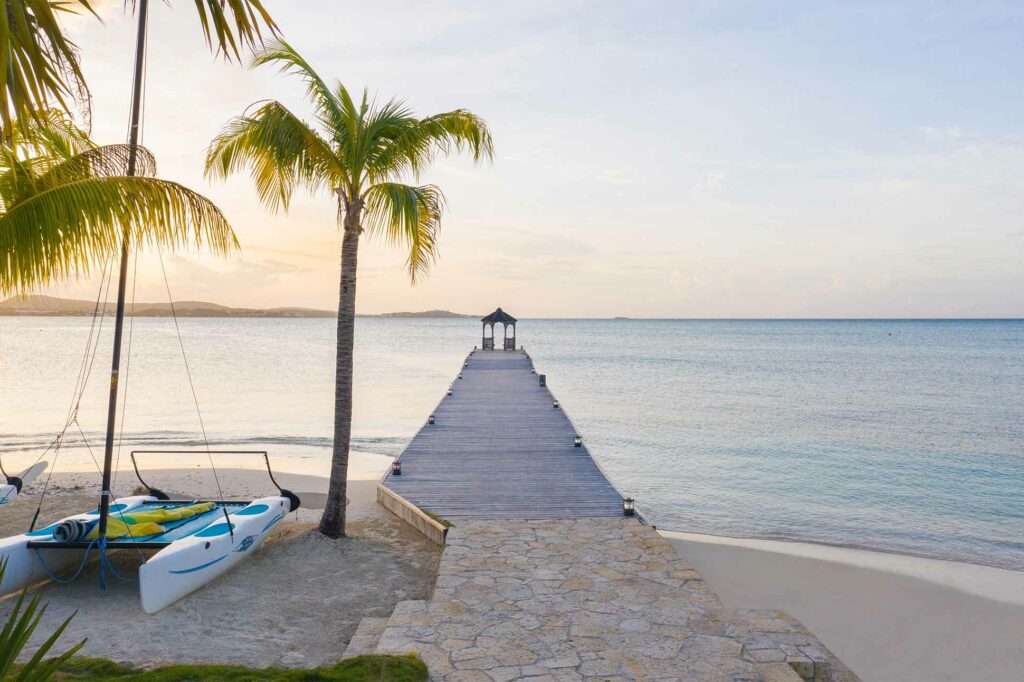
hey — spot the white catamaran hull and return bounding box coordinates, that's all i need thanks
[139,495,290,613]
[0,495,155,595]
[0,462,48,507]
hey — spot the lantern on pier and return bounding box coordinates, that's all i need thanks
[553,400,560,409]
[623,498,635,516]
[391,461,402,476]
[574,434,582,448]
[428,414,435,425]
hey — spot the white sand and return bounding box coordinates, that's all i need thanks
[0,459,445,668]
[663,530,1024,682]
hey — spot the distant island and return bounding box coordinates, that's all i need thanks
[0,296,475,319]
[368,310,475,319]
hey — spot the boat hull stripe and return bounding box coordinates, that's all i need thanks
[168,555,227,574]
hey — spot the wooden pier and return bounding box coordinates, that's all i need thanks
[380,349,624,521]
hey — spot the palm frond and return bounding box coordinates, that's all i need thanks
[364,182,445,282]
[0,176,238,293]
[124,0,278,62]
[250,40,351,144]
[370,109,494,183]
[205,100,340,211]
[14,108,95,159]
[34,143,157,185]
[0,144,156,215]
[0,1,95,140]
[216,41,494,284]
[0,558,85,680]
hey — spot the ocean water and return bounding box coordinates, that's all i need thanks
[1,317,1022,571]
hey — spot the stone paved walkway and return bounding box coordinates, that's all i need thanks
[372,519,858,682]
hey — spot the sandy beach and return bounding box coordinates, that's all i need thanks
[663,530,1024,682]
[4,451,1023,679]
[0,457,442,668]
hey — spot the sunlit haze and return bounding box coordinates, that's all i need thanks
[51,1,1024,318]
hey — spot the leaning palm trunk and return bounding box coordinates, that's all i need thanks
[321,200,362,537]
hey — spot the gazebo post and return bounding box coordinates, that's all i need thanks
[503,321,516,350]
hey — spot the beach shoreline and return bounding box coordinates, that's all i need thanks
[660,528,1024,605]
[663,529,1024,682]
[6,461,1024,680]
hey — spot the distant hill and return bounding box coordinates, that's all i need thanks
[0,295,334,318]
[0,296,476,319]
[365,310,476,319]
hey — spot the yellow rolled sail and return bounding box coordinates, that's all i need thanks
[87,502,218,540]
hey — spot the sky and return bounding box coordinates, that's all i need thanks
[49,1,1024,317]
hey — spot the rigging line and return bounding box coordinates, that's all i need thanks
[155,250,230,531]
[74,261,117,415]
[69,254,113,405]
[57,255,115,448]
[113,249,140,496]
[28,261,115,530]
[28,431,64,532]
[73,420,105,478]
[51,254,113,447]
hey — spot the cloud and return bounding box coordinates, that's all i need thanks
[165,256,308,291]
[669,270,698,297]
[915,126,977,141]
[700,170,728,191]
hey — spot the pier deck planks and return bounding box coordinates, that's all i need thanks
[381,349,624,520]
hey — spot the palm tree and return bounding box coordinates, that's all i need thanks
[0,110,237,293]
[205,41,494,537]
[2,0,279,550]
[0,0,277,139]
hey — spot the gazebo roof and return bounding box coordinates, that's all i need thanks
[481,307,516,324]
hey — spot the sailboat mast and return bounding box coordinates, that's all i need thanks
[98,0,150,540]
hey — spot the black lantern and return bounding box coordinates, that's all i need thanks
[553,400,560,409]
[391,461,402,476]
[623,498,635,516]
[458,374,463,379]
[428,414,435,425]
[574,434,582,447]
[447,387,453,396]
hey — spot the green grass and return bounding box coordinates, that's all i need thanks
[421,509,453,528]
[34,654,428,681]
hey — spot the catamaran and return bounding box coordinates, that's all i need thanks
[0,0,299,613]
[0,451,298,613]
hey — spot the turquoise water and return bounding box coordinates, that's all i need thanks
[1,317,1022,570]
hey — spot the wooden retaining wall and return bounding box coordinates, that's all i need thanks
[376,483,449,546]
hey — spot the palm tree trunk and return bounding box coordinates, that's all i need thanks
[319,198,362,538]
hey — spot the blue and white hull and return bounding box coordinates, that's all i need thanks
[0,495,156,594]
[139,495,290,613]
[0,494,292,613]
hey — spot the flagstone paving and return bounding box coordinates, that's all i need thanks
[371,349,857,680]
[372,518,858,682]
